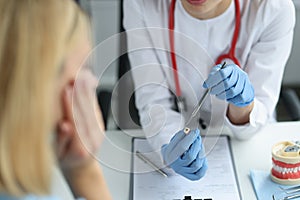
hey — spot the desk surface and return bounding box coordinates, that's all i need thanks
[100,122,300,200]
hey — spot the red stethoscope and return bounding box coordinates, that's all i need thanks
[169,0,241,112]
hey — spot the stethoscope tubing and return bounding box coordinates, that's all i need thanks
[168,0,241,99]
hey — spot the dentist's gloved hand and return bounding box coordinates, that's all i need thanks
[161,129,208,181]
[203,64,254,107]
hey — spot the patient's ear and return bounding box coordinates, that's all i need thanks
[55,83,75,150]
[61,82,74,121]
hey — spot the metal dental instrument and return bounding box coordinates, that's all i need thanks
[271,183,300,199]
[136,151,168,178]
[184,62,226,133]
[273,193,300,200]
[279,185,300,194]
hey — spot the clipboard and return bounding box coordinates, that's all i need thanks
[130,136,242,200]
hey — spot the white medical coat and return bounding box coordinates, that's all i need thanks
[123,0,295,151]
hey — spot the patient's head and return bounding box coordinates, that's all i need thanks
[0,0,93,196]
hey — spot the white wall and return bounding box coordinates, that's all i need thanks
[90,0,120,90]
[282,1,300,86]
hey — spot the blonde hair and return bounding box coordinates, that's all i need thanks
[0,0,89,196]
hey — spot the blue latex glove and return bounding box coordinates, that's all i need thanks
[161,129,208,181]
[203,64,254,107]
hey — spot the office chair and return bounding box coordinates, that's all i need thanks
[277,87,300,121]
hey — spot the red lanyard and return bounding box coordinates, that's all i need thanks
[169,0,241,98]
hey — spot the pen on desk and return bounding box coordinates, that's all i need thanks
[135,150,168,178]
[184,62,227,131]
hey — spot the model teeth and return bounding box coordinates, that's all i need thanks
[272,165,300,174]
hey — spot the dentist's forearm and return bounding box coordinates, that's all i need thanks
[227,101,254,125]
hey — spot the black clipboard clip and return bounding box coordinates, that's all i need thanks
[173,196,213,200]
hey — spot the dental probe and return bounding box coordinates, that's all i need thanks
[184,62,227,134]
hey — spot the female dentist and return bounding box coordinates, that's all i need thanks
[123,0,295,180]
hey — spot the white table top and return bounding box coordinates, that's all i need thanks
[99,122,300,200]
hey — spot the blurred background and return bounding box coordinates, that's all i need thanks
[78,0,300,129]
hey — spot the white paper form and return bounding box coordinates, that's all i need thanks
[132,136,241,200]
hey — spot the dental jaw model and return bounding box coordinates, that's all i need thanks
[271,141,300,185]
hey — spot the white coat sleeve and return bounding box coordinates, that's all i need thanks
[225,0,296,140]
[123,0,185,151]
